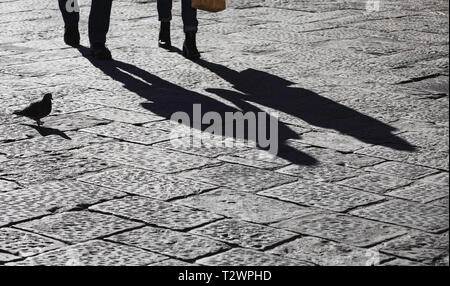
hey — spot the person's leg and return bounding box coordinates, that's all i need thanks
[157,0,173,48]
[88,0,113,45]
[181,0,198,33]
[157,0,173,22]
[182,0,200,59]
[58,0,80,46]
[58,0,80,26]
[88,0,113,60]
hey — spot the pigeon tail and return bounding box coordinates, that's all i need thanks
[13,110,24,116]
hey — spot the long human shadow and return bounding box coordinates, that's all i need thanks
[22,124,71,140]
[77,46,317,165]
[193,59,415,152]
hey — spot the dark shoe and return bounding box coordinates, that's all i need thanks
[64,25,80,47]
[183,31,200,60]
[90,43,112,60]
[158,21,171,49]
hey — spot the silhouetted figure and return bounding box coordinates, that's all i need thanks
[78,43,415,165]
[194,60,415,152]
[157,0,201,60]
[78,46,317,165]
[13,93,52,126]
[58,0,113,60]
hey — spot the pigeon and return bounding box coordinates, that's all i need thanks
[13,93,53,126]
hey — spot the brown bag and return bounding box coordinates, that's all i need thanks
[192,0,226,12]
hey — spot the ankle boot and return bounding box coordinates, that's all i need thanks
[183,31,200,60]
[158,21,171,49]
[90,43,112,60]
[64,25,80,47]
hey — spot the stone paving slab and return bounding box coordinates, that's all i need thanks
[337,173,413,194]
[77,142,220,173]
[217,149,291,169]
[142,205,224,231]
[107,226,230,261]
[190,219,297,250]
[196,248,313,266]
[89,196,223,231]
[402,105,449,125]
[421,172,450,186]
[273,213,407,247]
[430,197,449,209]
[380,258,428,266]
[0,179,22,193]
[50,99,104,116]
[276,163,363,182]
[176,188,319,224]
[434,253,450,266]
[81,122,172,145]
[0,179,125,227]
[153,135,251,158]
[1,58,90,77]
[350,199,449,233]
[180,163,297,192]
[0,124,34,142]
[301,146,385,169]
[0,151,117,185]
[0,131,111,159]
[1,87,86,110]
[386,182,449,203]
[0,179,125,211]
[364,161,439,180]
[0,206,48,229]
[78,107,164,125]
[268,236,384,266]
[0,0,448,266]
[0,228,65,257]
[39,113,112,132]
[67,90,150,113]
[258,181,385,212]
[357,145,449,170]
[7,240,167,266]
[15,211,143,243]
[78,167,216,201]
[0,252,20,263]
[403,75,449,95]
[401,130,449,151]
[148,259,198,267]
[294,131,372,153]
[378,232,449,264]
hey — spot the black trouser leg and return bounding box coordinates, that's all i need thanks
[88,0,113,45]
[58,0,80,27]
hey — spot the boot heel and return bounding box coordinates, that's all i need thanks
[183,32,200,60]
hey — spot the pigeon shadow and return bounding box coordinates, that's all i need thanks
[22,124,72,140]
[77,46,318,165]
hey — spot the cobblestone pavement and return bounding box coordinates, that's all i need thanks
[0,0,449,266]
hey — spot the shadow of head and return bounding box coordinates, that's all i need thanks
[76,46,318,165]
